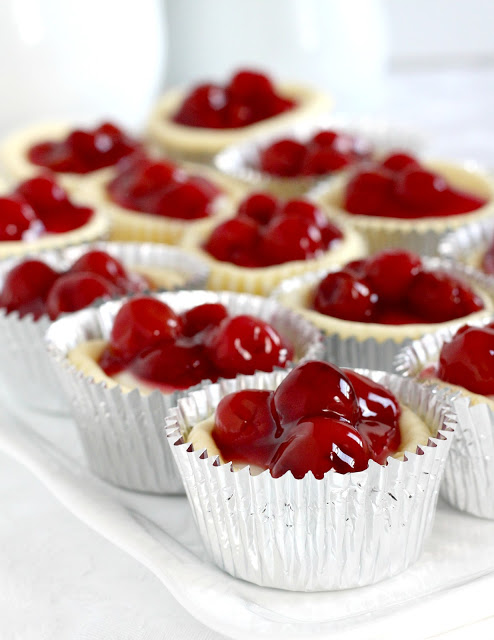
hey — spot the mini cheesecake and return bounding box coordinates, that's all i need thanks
[79,152,245,245]
[0,175,108,258]
[147,69,331,162]
[181,192,367,295]
[311,152,494,254]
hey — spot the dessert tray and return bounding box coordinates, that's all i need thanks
[2,398,494,639]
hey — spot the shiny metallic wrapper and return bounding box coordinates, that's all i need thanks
[395,318,494,519]
[438,217,494,270]
[0,242,210,414]
[166,368,455,591]
[272,256,494,372]
[45,290,324,493]
[214,115,425,198]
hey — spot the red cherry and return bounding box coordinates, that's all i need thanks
[364,249,422,303]
[259,139,306,177]
[213,390,278,461]
[207,315,292,377]
[270,416,369,478]
[341,258,368,278]
[156,179,214,220]
[203,217,260,265]
[261,216,324,264]
[110,297,183,359]
[129,340,213,389]
[313,271,378,322]
[381,152,419,173]
[173,84,227,128]
[128,161,178,197]
[0,196,37,241]
[229,70,274,103]
[273,361,360,426]
[438,324,494,395]
[237,192,278,225]
[344,169,394,216]
[407,271,484,323]
[46,272,117,320]
[301,147,351,175]
[394,167,449,209]
[357,419,401,464]
[15,176,67,212]
[343,369,401,427]
[181,303,229,337]
[0,259,59,319]
[69,250,129,287]
[310,130,338,147]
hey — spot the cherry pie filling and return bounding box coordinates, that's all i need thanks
[430,323,494,396]
[0,176,93,242]
[0,250,150,321]
[258,130,371,178]
[98,297,294,393]
[173,69,296,130]
[210,360,402,478]
[203,192,343,267]
[342,153,487,219]
[106,153,222,220]
[28,122,139,174]
[312,249,484,324]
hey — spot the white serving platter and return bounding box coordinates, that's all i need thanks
[2,400,494,640]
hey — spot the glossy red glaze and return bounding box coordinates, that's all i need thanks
[28,122,139,174]
[0,260,59,319]
[98,297,293,390]
[0,196,37,241]
[259,129,368,177]
[173,70,295,129]
[211,360,402,478]
[312,249,484,324]
[46,272,118,320]
[203,192,343,267]
[343,153,487,218]
[106,154,220,220]
[437,323,494,395]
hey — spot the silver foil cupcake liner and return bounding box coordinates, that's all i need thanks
[438,217,494,271]
[45,290,325,493]
[214,115,425,198]
[308,159,494,255]
[272,256,494,372]
[0,242,210,414]
[395,317,494,519]
[165,368,455,591]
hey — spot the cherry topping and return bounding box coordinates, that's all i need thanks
[28,122,139,174]
[208,315,293,377]
[210,360,402,478]
[312,249,483,325]
[181,303,229,337]
[45,272,117,320]
[273,361,359,426]
[69,250,129,288]
[259,139,306,177]
[0,196,37,241]
[110,297,183,360]
[365,249,421,302]
[173,69,295,129]
[107,155,220,220]
[313,272,378,322]
[0,260,59,319]
[270,416,368,478]
[437,324,494,395]
[343,153,487,219]
[203,192,343,268]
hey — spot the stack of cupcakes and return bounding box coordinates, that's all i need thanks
[1,65,493,595]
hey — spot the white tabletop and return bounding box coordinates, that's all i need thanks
[2,66,494,640]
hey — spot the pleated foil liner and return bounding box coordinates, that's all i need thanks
[438,217,494,270]
[166,368,455,591]
[272,256,494,372]
[0,242,210,414]
[395,318,494,519]
[214,115,425,199]
[308,160,494,255]
[45,290,325,493]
